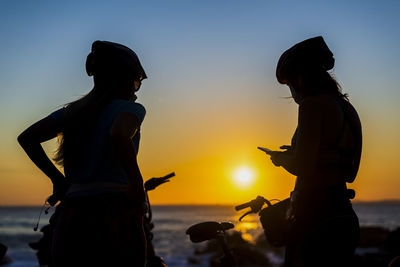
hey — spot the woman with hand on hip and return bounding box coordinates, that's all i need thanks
[18,40,148,267]
[269,36,362,267]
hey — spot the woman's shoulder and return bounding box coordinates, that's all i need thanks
[48,106,66,123]
[111,99,146,122]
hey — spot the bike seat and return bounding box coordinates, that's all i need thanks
[186,221,234,243]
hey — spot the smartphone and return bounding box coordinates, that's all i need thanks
[162,172,176,180]
[257,146,274,155]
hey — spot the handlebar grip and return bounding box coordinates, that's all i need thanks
[235,201,252,211]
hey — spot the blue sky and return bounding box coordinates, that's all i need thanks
[1,0,400,204]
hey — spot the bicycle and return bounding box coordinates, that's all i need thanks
[185,196,283,267]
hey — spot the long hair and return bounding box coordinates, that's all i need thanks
[293,69,348,101]
[54,41,146,169]
[53,86,114,168]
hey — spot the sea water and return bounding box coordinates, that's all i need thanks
[1,203,400,267]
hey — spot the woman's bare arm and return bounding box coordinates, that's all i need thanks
[17,117,65,189]
[110,112,146,206]
[293,98,323,177]
[271,97,323,177]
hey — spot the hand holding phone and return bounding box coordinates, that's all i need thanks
[257,146,275,155]
[145,172,175,191]
[280,145,292,150]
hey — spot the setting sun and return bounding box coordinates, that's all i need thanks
[233,166,256,188]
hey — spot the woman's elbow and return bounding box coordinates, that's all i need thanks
[17,128,39,148]
[17,131,30,147]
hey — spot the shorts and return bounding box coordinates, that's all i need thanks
[51,193,146,267]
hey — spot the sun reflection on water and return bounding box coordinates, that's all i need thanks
[235,218,260,243]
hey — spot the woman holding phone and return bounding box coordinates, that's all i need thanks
[18,41,148,267]
[267,36,362,267]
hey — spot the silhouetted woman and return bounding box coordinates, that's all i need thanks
[18,41,148,267]
[270,36,362,267]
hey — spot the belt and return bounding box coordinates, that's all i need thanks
[66,182,130,196]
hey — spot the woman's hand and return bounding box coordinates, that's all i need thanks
[280,145,292,151]
[51,174,68,193]
[270,151,284,166]
[268,150,298,176]
[48,178,70,206]
[270,145,293,166]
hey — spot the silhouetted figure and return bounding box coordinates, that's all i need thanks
[268,36,362,267]
[18,40,148,267]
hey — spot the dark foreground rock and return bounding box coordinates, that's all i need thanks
[188,226,400,267]
[355,227,400,267]
[191,231,272,267]
[0,242,12,266]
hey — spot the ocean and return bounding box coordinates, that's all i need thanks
[1,203,400,267]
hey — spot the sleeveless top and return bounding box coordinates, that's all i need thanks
[292,98,360,192]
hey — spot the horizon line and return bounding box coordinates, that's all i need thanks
[2,199,400,208]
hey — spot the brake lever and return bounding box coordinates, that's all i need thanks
[239,211,253,221]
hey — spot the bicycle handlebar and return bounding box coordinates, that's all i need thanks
[235,196,271,221]
[235,200,253,211]
[235,196,267,211]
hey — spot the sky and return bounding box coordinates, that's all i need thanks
[0,0,400,205]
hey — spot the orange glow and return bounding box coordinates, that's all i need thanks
[2,84,400,205]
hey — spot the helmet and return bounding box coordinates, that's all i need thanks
[85,40,147,80]
[276,36,334,84]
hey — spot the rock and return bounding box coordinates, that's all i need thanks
[0,243,6,262]
[384,227,400,254]
[359,226,390,248]
[389,256,400,267]
[0,243,12,266]
[187,256,201,265]
[29,224,52,266]
[205,231,271,267]
[255,233,284,255]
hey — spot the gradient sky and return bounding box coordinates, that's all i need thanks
[1,0,400,205]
